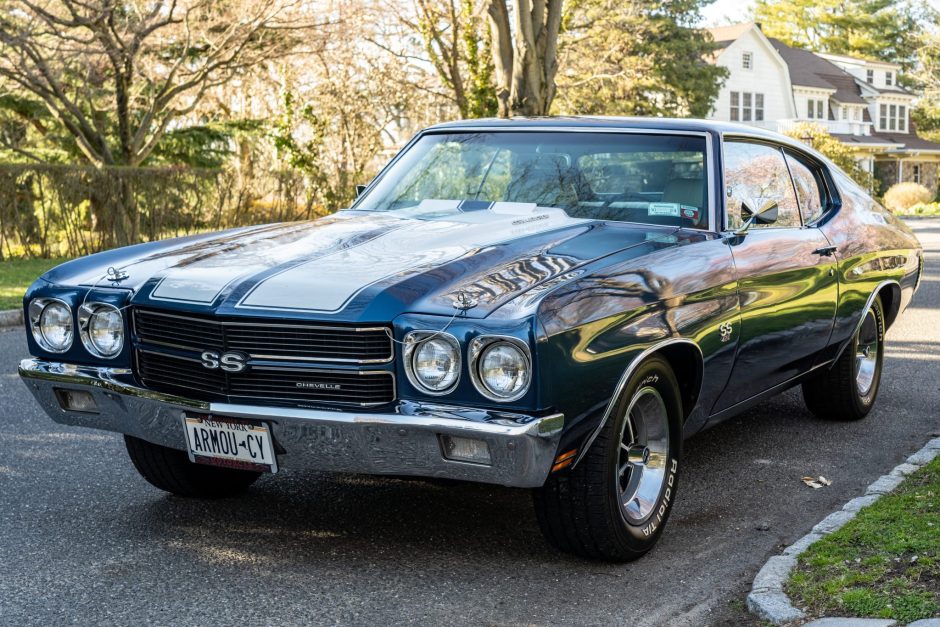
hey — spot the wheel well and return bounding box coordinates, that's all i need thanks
[656,343,704,422]
[877,283,901,329]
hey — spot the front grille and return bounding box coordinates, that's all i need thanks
[132,308,396,407]
[133,308,393,364]
[136,350,395,407]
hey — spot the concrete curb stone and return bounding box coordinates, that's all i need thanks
[746,436,940,625]
[0,309,22,328]
[803,620,896,626]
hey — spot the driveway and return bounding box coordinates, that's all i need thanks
[1,219,938,626]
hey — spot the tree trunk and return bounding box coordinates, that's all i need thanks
[487,0,513,117]
[486,0,563,117]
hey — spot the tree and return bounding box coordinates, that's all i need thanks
[400,0,496,119]
[910,22,940,142]
[753,0,926,73]
[784,123,875,191]
[487,0,564,116]
[0,0,326,168]
[554,0,727,117]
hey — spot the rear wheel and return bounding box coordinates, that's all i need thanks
[533,356,682,562]
[124,435,260,498]
[802,296,885,421]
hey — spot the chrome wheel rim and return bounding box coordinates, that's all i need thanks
[617,386,670,523]
[855,308,879,396]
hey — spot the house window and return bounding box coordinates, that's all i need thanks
[841,107,848,120]
[866,70,874,84]
[730,91,764,122]
[742,51,753,70]
[912,164,921,184]
[879,103,907,132]
[807,99,826,120]
[885,72,893,86]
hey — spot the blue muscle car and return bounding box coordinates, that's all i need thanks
[19,118,923,561]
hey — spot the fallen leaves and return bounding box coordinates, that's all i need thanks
[802,476,833,489]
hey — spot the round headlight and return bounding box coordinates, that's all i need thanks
[474,339,531,401]
[29,299,73,353]
[406,332,460,394]
[79,303,124,358]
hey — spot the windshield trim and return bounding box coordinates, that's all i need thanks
[350,128,716,233]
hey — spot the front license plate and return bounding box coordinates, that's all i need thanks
[183,414,277,473]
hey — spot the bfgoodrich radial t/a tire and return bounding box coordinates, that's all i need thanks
[533,356,683,562]
[802,296,885,421]
[125,435,261,498]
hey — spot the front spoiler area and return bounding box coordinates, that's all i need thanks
[18,359,563,488]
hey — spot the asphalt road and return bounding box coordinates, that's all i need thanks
[2,219,939,627]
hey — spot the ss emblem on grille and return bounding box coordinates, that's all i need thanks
[201,350,249,373]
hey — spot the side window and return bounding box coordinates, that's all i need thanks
[724,141,801,230]
[784,152,827,224]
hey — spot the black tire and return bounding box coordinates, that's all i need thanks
[533,356,683,562]
[124,435,261,498]
[802,296,885,421]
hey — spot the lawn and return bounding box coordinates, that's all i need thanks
[0,258,70,310]
[787,455,940,623]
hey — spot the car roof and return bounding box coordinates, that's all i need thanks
[422,116,832,166]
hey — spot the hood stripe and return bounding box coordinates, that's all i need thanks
[148,215,404,305]
[236,204,585,313]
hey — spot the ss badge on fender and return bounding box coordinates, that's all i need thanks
[719,321,734,343]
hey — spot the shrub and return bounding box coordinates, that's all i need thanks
[883,182,933,212]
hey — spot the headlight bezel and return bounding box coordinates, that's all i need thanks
[28,297,74,353]
[403,330,462,395]
[469,335,532,402]
[78,302,125,359]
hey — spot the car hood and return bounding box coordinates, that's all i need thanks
[43,201,681,322]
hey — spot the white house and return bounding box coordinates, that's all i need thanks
[707,23,940,194]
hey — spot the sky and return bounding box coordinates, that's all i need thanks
[700,0,940,26]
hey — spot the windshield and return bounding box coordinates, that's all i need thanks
[353,131,709,229]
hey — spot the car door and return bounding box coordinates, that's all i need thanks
[711,139,838,414]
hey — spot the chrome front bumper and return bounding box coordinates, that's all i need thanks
[18,359,563,488]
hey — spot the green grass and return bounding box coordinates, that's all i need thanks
[787,456,940,624]
[0,258,70,310]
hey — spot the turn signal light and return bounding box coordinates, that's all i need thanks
[54,389,98,413]
[440,435,492,465]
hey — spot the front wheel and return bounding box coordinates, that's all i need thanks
[802,296,885,421]
[124,435,261,498]
[533,356,683,562]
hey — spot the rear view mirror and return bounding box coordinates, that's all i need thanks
[737,199,778,234]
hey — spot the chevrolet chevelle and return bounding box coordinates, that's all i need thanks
[20,118,923,561]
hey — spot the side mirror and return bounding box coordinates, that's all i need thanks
[736,199,778,234]
[355,184,367,197]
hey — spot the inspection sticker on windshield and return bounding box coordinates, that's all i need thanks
[183,414,277,473]
[648,203,681,217]
[680,205,701,221]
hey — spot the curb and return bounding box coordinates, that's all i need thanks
[0,309,22,328]
[746,436,940,625]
